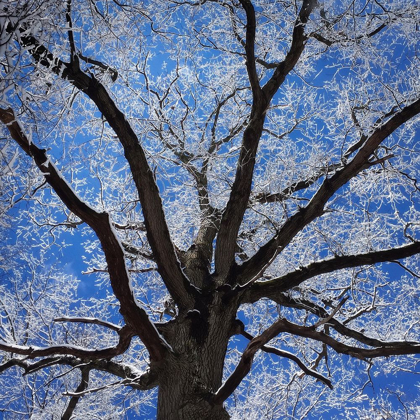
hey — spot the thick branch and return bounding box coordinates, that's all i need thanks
[0,358,28,373]
[213,113,266,280]
[16,31,194,309]
[214,0,317,280]
[0,325,134,360]
[0,108,168,362]
[237,97,420,285]
[244,242,420,301]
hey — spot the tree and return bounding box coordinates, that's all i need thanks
[0,0,419,418]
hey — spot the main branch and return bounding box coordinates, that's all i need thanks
[238,97,420,285]
[15,30,194,309]
[0,108,168,362]
[244,241,420,302]
[214,0,316,280]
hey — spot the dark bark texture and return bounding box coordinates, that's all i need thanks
[1,0,420,418]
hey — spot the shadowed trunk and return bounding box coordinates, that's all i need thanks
[156,291,237,420]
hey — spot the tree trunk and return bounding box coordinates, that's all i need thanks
[156,293,236,420]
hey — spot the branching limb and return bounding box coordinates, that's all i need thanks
[262,0,318,101]
[270,318,420,360]
[237,97,420,285]
[252,163,341,204]
[0,356,158,391]
[239,329,333,389]
[13,28,195,309]
[243,241,420,300]
[311,298,348,329]
[0,358,28,373]
[0,325,134,360]
[212,317,289,405]
[311,22,388,47]
[214,314,420,405]
[214,0,317,281]
[77,53,118,82]
[0,108,169,362]
[275,294,419,350]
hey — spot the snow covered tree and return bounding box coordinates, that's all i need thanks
[1,0,419,418]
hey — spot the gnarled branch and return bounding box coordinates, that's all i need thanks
[0,107,169,362]
[15,28,195,309]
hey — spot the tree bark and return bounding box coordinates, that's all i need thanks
[156,292,237,420]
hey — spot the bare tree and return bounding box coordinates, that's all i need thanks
[1,0,419,418]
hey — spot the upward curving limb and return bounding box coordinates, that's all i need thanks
[213,316,420,405]
[214,0,317,280]
[212,315,289,405]
[243,241,420,302]
[239,327,333,389]
[237,97,420,286]
[0,108,168,362]
[14,28,194,309]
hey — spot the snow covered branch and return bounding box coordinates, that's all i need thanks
[244,241,420,301]
[0,107,170,362]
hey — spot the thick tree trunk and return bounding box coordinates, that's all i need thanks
[156,294,236,420]
[157,361,230,420]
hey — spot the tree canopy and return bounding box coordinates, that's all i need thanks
[0,0,419,418]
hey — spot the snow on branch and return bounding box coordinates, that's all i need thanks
[244,241,420,301]
[214,316,420,405]
[237,97,420,286]
[213,317,290,405]
[16,28,196,309]
[0,107,170,362]
[0,325,134,360]
[214,0,318,281]
[0,356,158,391]
[54,317,121,332]
[276,294,419,350]
[273,318,420,360]
[239,328,333,389]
